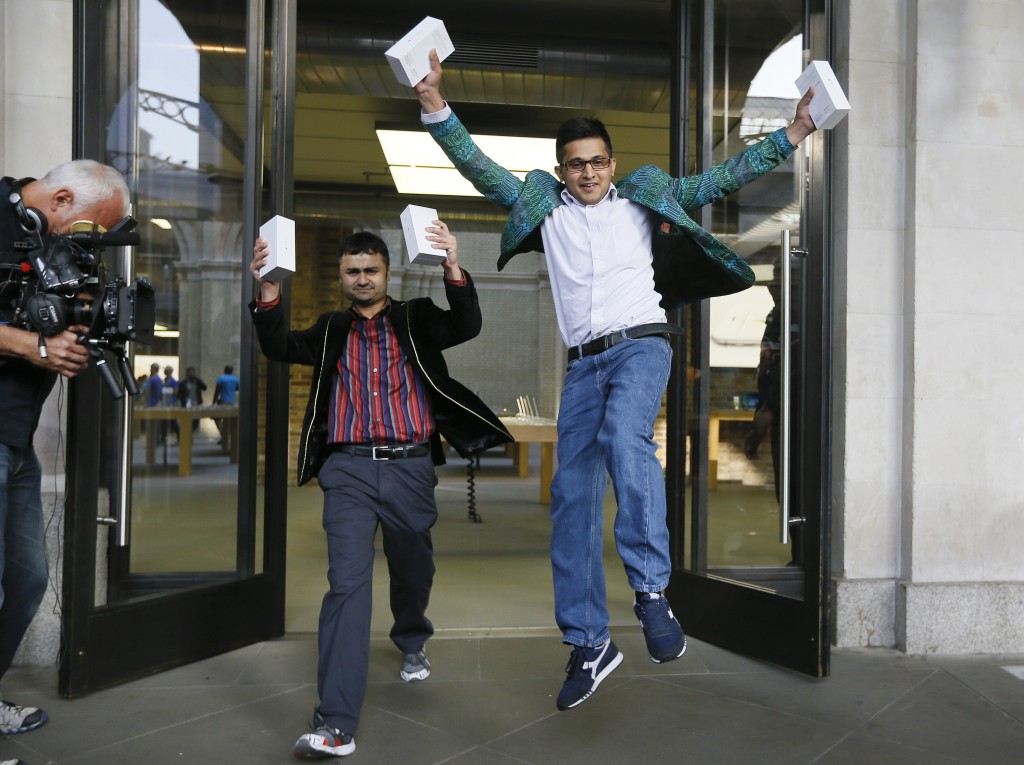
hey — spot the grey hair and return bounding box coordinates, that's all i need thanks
[39,159,131,218]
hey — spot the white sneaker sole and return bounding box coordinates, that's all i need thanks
[400,667,430,682]
[649,637,688,664]
[293,733,356,757]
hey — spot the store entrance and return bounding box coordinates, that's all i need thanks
[64,0,831,693]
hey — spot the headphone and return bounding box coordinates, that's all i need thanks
[7,177,49,235]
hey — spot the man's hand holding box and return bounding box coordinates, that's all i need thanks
[386,17,454,87]
[795,61,850,130]
[258,215,296,281]
[401,205,448,266]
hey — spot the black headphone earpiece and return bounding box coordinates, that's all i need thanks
[7,178,49,235]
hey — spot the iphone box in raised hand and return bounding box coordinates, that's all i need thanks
[385,17,454,87]
[401,204,446,266]
[258,215,295,280]
[795,60,850,130]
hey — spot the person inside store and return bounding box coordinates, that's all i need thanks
[212,364,240,447]
[412,49,816,711]
[176,365,207,436]
[248,222,511,758]
[212,364,240,406]
[0,160,130,748]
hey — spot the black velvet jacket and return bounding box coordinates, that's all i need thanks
[250,270,512,485]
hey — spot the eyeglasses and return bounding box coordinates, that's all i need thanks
[560,156,612,173]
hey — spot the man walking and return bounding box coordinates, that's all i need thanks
[249,222,510,757]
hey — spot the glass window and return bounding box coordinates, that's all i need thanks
[110,0,259,589]
[688,0,806,588]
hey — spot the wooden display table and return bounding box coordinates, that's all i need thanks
[134,405,240,476]
[708,408,755,489]
[499,415,558,504]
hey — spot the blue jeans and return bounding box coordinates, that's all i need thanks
[550,336,673,648]
[0,444,49,679]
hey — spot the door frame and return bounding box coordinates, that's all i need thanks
[59,0,291,697]
[664,0,833,678]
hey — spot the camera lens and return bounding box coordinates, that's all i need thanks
[67,299,95,326]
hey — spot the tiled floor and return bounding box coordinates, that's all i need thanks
[4,635,1024,764]
[4,449,1024,764]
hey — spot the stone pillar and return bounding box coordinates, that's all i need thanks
[832,0,1024,652]
[4,0,76,666]
[171,220,244,387]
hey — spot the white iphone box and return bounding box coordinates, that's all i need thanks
[385,17,454,87]
[258,215,295,280]
[795,60,850,130]
[401,205,446,266]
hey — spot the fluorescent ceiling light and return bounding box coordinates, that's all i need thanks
[150,218,173,229]
[376,129,556,197]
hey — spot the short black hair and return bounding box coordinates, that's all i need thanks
[338,232,389,268]
[224,365,233,374]
[555,117,613,163]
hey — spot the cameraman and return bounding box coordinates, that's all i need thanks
[0,160,129,737]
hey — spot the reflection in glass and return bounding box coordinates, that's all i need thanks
[118,0,249,582]
[699,6,804,588]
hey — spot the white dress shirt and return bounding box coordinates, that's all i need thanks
[542,187,666,348]
[421,102,667,348]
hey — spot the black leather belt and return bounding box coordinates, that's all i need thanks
[329,442,430,460]
[568,323,682,361]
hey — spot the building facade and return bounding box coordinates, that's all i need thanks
[3,0,1023,679]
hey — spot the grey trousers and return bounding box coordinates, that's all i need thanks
[314,450,438,734]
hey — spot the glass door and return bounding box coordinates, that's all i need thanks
[60,0,286,696]
[665,0,831,677]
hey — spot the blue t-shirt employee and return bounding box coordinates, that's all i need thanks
[213,365,240,404]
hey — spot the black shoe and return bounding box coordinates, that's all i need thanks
[556,640,623,710]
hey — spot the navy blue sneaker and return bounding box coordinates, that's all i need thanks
[634,593,687,663]
[556,640,623,710]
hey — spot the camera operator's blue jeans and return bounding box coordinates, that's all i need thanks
[550,336,673,649]
[0,444,49,679]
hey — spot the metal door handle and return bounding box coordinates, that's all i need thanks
[115,244,135,548]
[780,231,794,544]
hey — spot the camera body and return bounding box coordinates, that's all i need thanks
[4,196,155,397]
[21,275,155,342]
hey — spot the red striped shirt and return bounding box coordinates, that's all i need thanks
[328,301,433,445]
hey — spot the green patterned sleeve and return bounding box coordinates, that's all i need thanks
[425,110,525,210]
[675,128,797,210]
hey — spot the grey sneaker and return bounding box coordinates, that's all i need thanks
[400,649,430,682]
[293,712,355,759]
[0,699,47,735]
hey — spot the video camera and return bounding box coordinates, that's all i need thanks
[4,191,155,399]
